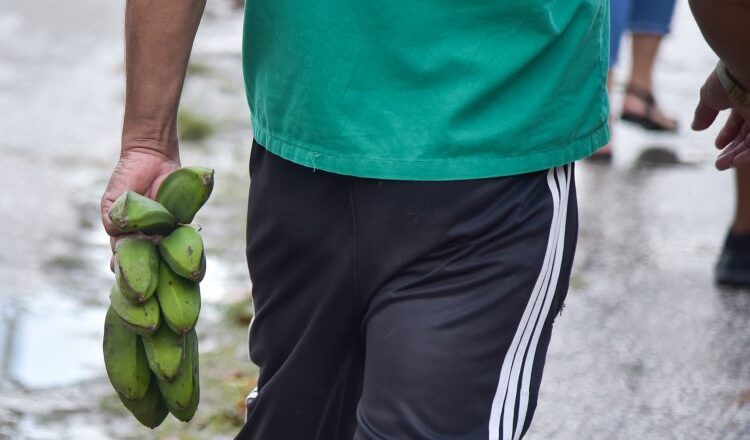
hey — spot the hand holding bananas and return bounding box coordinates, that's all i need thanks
[103,166,213,428]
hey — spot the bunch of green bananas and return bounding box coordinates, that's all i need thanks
[103,167,213,428]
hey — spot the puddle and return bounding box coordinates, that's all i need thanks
[0,252,249,393]
[0,293,104,390]
[635,146,682,166]
[16,419,112,440]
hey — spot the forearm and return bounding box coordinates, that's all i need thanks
[122,0,206,157]
[689,0,750,88]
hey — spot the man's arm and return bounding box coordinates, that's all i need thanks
[101,0,206,239]
[689,0,750,169]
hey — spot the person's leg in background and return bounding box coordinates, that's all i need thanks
[716,168,750,287]
[593,0,630,160]
[620,0,678,132]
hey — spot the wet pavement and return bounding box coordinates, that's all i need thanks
[528,4,750,439]
[528,163,750,440]
[3,0,750,439]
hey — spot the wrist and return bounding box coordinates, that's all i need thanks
[121,134,180,162]
[716,60,750,107]
[122,109,179,147]
[122,114,179,158]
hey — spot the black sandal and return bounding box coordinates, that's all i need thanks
[620,84,678,132]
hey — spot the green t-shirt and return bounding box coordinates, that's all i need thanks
[242,0,609,180]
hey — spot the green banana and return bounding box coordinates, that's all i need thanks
[158,225,206,282]
[118,374,169,429]
[156,263,201,334]
[114,236,159,303]
[156,167,214,224]
[142,323,185,382]
[169,361,199,422]
[158,329,200,422]
[110,283,160,336]
[108,191,176,236]
[103,306,151,400]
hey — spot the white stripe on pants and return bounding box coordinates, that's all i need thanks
[488,164,571,440]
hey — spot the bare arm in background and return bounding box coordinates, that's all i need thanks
[100,0,206,241]
[689,0,750,169]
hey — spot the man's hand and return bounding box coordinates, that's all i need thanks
[100,147,180,238]
[692,69,750,170]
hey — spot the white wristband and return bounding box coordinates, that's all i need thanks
[716,61,750,107]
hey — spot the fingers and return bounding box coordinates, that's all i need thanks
[110,236,119,274]
[693,99,719,131]
[729,128,750,169]
[734,148,750,168]
[693,71,732,131]
[103,194,122,274]
[101,196,122,237]
[716,136,750,170]
[716,110,744,149]
[693,68,750,170]
[716,142,742,170]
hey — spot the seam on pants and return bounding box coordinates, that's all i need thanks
[348,180,359,302]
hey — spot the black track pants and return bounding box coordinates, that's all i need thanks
[236,143,578,440]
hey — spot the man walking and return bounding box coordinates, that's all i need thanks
[101,1,609,438]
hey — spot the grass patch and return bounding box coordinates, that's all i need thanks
[178,110,216,142]
[187,62,211,77]
[100,393,129,416]
[221,297,254,327]
[45,254,87,271]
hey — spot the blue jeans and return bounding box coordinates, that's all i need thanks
[610,0,677,66]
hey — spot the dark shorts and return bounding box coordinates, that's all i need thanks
[236,142,578,440]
